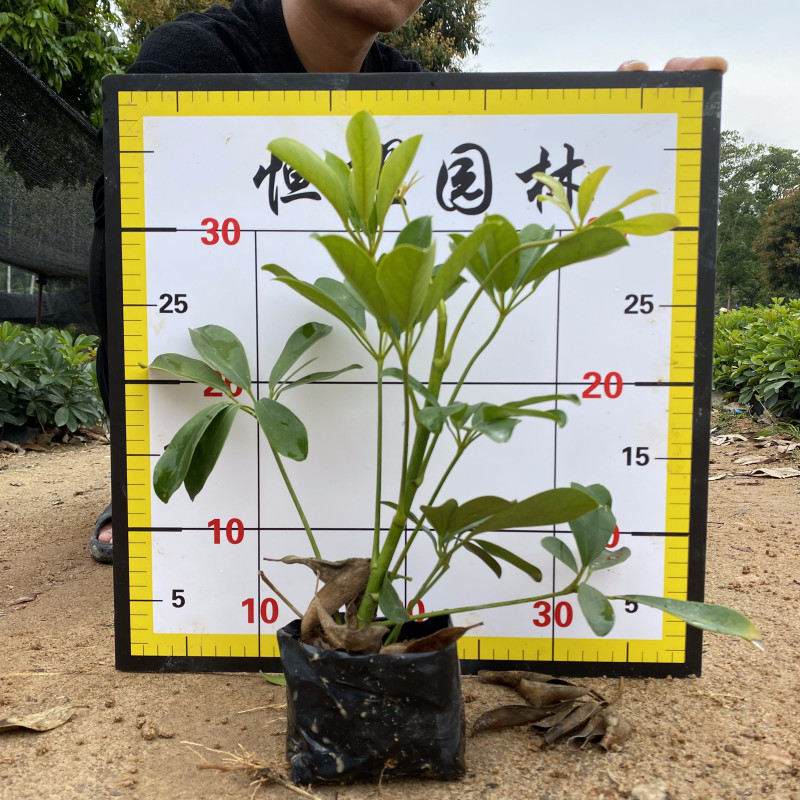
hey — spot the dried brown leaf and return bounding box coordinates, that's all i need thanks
[0,705,75,732]
[477,670,555,688]
[566,715,606,750]
[598,710,632,750]
[517,678,589,707]
[313,599,386,654]
[9,594,38,606]
[542,700,600,745]
[380,622,482,654]
[266,556,369,585]
[471,705,551,735]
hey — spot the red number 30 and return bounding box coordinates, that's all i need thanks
[201,217,241,246]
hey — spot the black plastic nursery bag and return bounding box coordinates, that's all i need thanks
[277,617,466,784]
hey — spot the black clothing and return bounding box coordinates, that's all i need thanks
[91,0,421,412]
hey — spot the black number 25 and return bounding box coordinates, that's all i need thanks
[624,294,654,314]
[159,293,188,314]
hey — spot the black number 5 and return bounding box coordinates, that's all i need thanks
[171,589,185,608]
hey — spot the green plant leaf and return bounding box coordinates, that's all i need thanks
[472,487,600,535]
[376,244,436,330]
[153,403,231,503]
[422,222,496,320]
[189,325,251,395]
[587,209,624,228]
[482,215,520,293]
[279,364,362,392]
[184,403,239,500]
[420,498,458,540]
[607,213,680,236]
[396,216,433,248]
[540,536,579,573]
[514,224,554,289]
[620,595,762,645]
[481,404,568,428]
[577,165,611,223]
[259,670,287,686]
[506,393,581,408]
[569,507,617,569]
[381,367,438,406]
[471,416,521,443]
[573,482,613,508]
[376,134,422,223]
[590,546,631,571]
[268,137,349,223]
[416,402,467,433]
[608,187,658,213]
[254,398,308,461]
[378,578,411,624]
[54,405,68,427]
[577,584,615,637]
[313,235,390,328]
[472,539,542,582]
[448,496,514,536]
[314,277,367,330]
[346,110,382,229]
[269,322,332,392]
[463,541,502,578]
[148,353,230,394]
[262,266,367,337]
[531,171,570,213]
[528,228,629,286]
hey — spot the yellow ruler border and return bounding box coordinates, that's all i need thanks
[119,85,704,664]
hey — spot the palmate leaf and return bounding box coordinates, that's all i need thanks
[254,398,308,461]
[416,402,467,433]
[471,488,600,536]
[482,214,520,293]
[381,367,439,406]
[513,224,553,289]
[590,546,631,571]
[154,402,233,503]
[471,538,542,582]
[569,507,617,569]
[314,277,367,330]
[620,595,762,646]
[184,403,240,500]
[269,322,332,392]
[540,536,579,573]
[464,541,502,578]
[376,243,435,330]
[577,584,615,637]
[262,266,367,338]
[148,353,230,395]
[471,416,520,443]
[189,325,251,395]
[279,364,362,393]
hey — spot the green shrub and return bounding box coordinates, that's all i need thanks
[713,299,800,417]
[0,322,105,434]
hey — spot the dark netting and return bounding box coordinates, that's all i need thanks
[0,43,101,329]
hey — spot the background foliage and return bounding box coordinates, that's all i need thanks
[0,0,134,126]
[0,322,105,433]
[713,299,800,418]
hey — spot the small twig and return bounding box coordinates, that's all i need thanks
[258,571,303,619]
[236,703,287,715]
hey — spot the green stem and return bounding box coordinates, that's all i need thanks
[446,312,507,406]
[270,447,320,559]
[372,355,385,566]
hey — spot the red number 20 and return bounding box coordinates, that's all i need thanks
[582,371,623,399]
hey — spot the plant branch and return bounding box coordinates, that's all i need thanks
[270,448,320,559]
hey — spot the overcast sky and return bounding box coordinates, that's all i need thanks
[465,0,799,150]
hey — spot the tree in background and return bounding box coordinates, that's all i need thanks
[117,0,229,47]
[753,187,800,296]
[379,0,486,71]
[716,131,800,308]
[0,0,134,126]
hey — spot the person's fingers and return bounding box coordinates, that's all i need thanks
[617,59,649,71]
[663,56,728,73]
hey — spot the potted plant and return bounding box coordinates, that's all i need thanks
[147,111,761,784]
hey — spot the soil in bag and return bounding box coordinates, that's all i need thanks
[277,616,466,784]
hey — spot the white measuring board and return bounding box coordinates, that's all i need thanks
[103,72,720,676]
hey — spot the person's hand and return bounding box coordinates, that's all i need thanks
[617,57,728,73]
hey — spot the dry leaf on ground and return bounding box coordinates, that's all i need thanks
[0,706,75,732]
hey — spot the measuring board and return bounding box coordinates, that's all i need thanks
[103,71,720,676]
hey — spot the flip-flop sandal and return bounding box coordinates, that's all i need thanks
[90,502,113,564]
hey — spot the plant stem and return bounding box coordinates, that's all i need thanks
[372,355,385,566]
[270,447,320,559]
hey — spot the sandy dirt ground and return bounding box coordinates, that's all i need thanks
[0,417,799,800]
